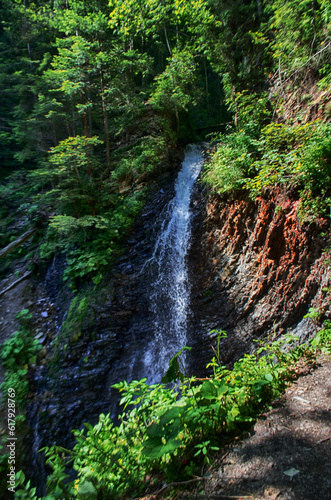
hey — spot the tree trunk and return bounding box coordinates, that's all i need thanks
[81,92,89,138]
[100,67,111,171]
[164,23,172,56]
[87,76,93,138]
[204,57,210,119]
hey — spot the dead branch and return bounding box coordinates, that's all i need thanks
[0,271,32,297]
[0,229,37,260]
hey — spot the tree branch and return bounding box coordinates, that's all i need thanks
[0,271,32,297]
[281,41,331,86]
[0,229,37,261]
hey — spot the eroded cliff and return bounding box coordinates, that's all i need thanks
[189,186,331,366]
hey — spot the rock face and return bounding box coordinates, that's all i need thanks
[25,165,184,492]
[20,161,330,491]
[188,186,331,367]
[28,175,331,455]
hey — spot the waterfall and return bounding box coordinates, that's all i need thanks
[143,144,204,382]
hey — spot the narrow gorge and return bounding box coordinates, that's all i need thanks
[0,0,330,497]
[0,142,330,499]
[1,145,329,492]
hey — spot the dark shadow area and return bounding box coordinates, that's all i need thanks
[195,356,331,500]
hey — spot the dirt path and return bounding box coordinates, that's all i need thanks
[195,354,331,500]
[143,355,331,500]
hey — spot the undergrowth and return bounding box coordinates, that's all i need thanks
[0,309,41,415]
[0,309,42,491]
[203,120,331,219]
[13,325,331,499]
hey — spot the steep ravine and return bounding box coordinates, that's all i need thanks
[1,154,330,493]
[189,185,331,367]
[27,174,330,475]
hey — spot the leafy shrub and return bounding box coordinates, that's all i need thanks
[39,190,145,287]
[310,320,331,354]
[111,136,168,182]
[0,311,40,370]
[149,49,200,131]
[203,131,257,193]
[254,121,331,216]
[223,78,272,136]
[205,120,331,218]
[18,327,331,499]
[0,310,41,412]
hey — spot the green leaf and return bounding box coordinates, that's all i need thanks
[161,347,191,383]
[146,422,162,438]
[216,383,229,396]
[143,436,163,449]
[159,406,183,426]
[143,438,181,459]
[16,309,30,319]
[77,480,98,498]
[199,380,218,399]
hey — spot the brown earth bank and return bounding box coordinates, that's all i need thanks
[140,354,331,500]
[189,185,331,368]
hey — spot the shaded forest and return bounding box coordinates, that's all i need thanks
[1,0,329,288]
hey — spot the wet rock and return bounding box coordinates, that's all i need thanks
[25,158,185,492]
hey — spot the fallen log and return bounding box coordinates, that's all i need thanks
[0,229,37,261]
[0,271,32,297]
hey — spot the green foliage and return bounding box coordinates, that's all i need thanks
[310,320,331,354]
[109,0,217,56]
[247,121,331,215]
[223,80,272,136]
[161,346,191,384]
[31,135,103,218]
[149,49,200,132]
[39,188,145,286]
[111,136,168,182]
[0,310,41,412]
[27,132,148,286]
[203,130,257,193]
[269,0,330,75]
[56,293,93,348]
[17,327,331,499]
[0,308,41,490]
[204,120,331,218]
[0,315,39,371]
[15,470,56,500]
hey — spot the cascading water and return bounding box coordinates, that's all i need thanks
[26,145,204,494]
[142,144,204,382]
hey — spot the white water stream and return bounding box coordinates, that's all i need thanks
[143,144,204,382]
